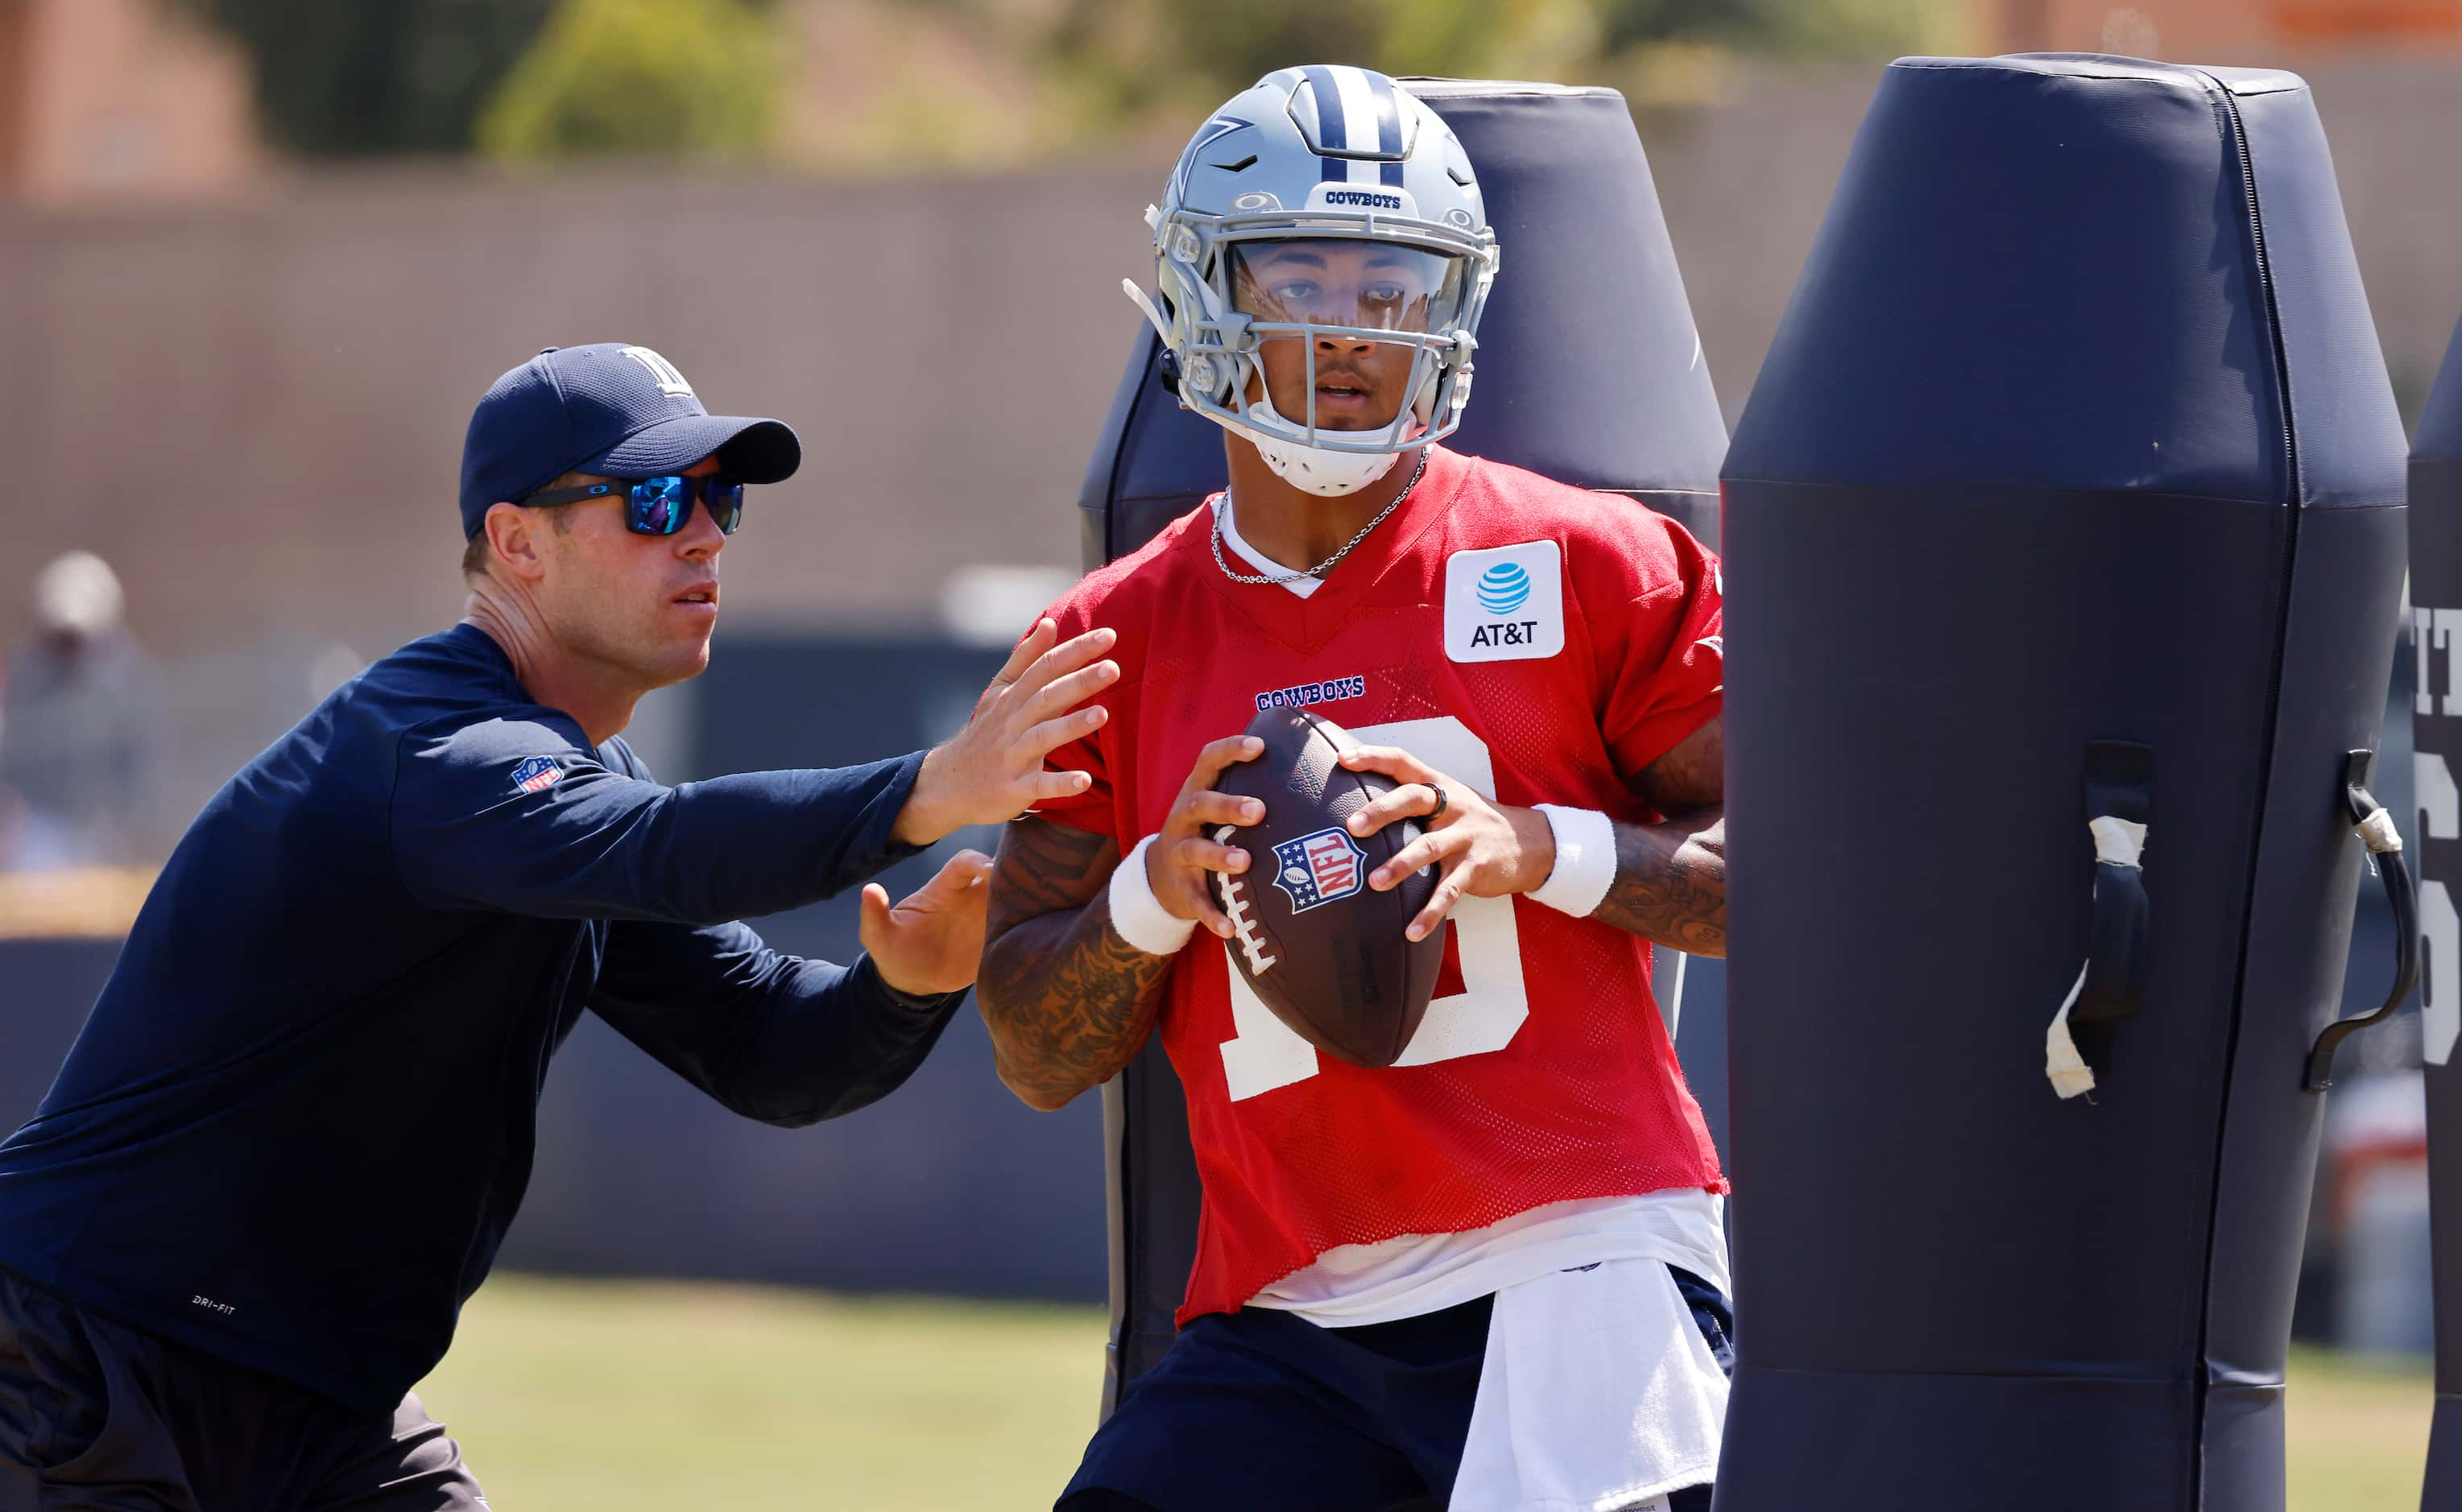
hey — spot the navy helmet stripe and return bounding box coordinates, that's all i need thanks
[1303,65,1347,182]
[1372,75,1402,155]
[1304,66,1347,149]
[1372,73,1406,185]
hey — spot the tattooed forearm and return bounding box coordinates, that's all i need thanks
[977,818,1176,1111]
[1634,716,1723,818]
[1595,716,1726,954]
[981,898,1173,1110]
[1592,811,1725,956]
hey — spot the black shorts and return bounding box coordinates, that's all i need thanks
[0,1268,484,1512]
[1059,1265,1732,1512]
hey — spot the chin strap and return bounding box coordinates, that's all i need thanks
[1122,279,1173,345]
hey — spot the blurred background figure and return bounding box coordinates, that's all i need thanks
[0,551,163,872]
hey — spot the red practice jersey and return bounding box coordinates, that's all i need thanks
[1036,444,1728,1324]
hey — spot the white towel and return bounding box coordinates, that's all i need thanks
[1449,1258,1726,1511]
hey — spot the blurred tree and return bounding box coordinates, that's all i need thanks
[477,0,784,160]
[169,0,557,156]
[1591,0,1950,56]
[1372,0,1606,85]
[1040,0,1390,118]
[1027,0,1956,123]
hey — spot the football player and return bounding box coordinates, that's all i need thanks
[979,65,1729,1512]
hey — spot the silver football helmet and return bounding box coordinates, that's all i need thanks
[1125,66,1501,496]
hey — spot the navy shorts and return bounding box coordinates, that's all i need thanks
[1058,1264,1732,1512]
[0,1267,484,1512]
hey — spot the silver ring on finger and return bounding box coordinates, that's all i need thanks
[1422,783,1448,820]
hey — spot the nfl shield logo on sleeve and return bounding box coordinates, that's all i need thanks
[1271,828,1367,914]
[510,755,562,795]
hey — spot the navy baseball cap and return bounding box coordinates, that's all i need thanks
[457,344,802,537]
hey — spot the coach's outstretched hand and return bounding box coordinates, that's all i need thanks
[892,619,1118,845]
[863,849,996,996]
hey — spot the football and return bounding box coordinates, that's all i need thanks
[1210,707,1446,1068]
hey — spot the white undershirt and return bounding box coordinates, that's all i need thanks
[1214,495,1323,599]
[1248,1188,1728,1326]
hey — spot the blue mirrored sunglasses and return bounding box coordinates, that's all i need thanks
[520,475,747,535]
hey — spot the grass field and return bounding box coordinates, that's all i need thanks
[2285,1348,2436,1512]
[417,1275,2434,1510]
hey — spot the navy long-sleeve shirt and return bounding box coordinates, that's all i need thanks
[0,624,963,1415]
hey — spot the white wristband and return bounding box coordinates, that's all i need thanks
[1529,805,1618,919]
[1108,834,1200,956]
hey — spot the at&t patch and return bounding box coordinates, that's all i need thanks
[1444,540,1564,663]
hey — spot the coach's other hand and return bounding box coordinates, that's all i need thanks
[893,619,1118,845]
[863,849,996,995]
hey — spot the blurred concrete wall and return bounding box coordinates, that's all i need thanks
[0,0,261,204]
[4,57,2455,673]
[0,156,1156,659]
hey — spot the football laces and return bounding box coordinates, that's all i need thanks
[1213,823,1281,974]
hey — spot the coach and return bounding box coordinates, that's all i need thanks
[0,343,1115,1510]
